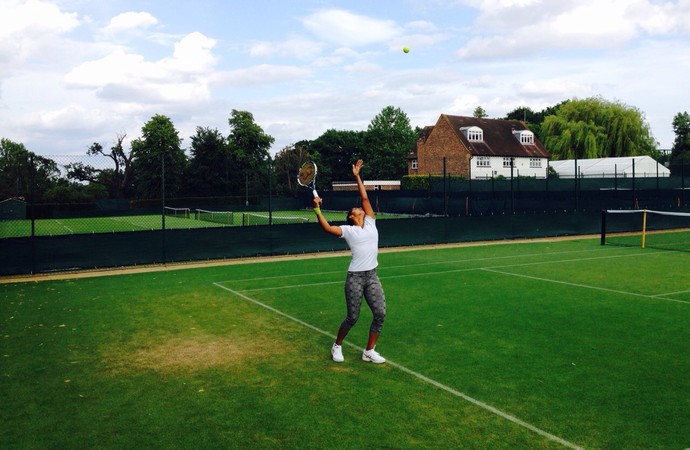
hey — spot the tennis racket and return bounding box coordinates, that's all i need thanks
[297,160,319,197]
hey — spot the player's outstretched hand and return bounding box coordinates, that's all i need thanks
[352,160,363,177]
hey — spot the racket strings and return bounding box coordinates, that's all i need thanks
[298,163,316,186]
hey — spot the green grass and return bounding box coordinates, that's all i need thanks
[0,210,351,238]
[2,238,690,449]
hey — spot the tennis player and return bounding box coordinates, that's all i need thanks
[312,160,386,364]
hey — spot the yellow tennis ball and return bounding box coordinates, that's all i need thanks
[403,46,410,53]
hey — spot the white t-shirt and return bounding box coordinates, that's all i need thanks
[340,215,379,272]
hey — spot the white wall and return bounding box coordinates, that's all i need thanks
[471,156,548,179]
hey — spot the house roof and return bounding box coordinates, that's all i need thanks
[441,114,550,159]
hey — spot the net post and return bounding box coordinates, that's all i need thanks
[641,209,647,249]
[600,210,607,245]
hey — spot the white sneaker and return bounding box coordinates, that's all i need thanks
[331,343,344,362]
[362,347,386,364]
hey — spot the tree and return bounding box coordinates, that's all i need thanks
[310,129,366,189]
[272,140,311,195]
[226,110,274,196]
[65,134,134,199]
[504,103,566,137]
[42,178,108,203]
[185,127,231,196]
[669,112,690,175]
[363,106,416,179]
[473,106,488,118]
[0,138,60,202]
[540,97,657,160]
[130,115,187,199]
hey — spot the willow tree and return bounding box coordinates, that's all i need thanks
[540,97,657,160]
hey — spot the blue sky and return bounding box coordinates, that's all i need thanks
[1,0,689,157]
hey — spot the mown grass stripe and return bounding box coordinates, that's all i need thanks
[213,281,583,450]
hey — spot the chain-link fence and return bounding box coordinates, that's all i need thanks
[2,154,688,275]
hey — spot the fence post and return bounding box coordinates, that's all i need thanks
[443,157,447,217]
[268,158,272,225]
[510,157,515,214]
[30,154,36,274]
[574,156,579,212]
[161,154,166,262]
[632,158,637,208]
[680,159,685,206]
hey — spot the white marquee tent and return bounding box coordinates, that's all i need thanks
[549,156,670,178]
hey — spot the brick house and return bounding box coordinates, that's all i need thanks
[408,114,551,179]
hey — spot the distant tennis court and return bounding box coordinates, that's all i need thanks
[2,236,689,449]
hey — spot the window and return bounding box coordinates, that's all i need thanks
[461,126,483,142]
[468,129,483,141]
[530,158,542,168]
[476,156,490,167]
[514,130,534,145]
[411,159,418,169]
[503,157,513,168]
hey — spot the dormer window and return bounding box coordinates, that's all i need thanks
[513,129,534,145]
[461,126,483,142]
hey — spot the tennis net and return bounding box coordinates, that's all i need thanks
[196,209,234,225]
[164,206,190,219]
[601,209,690,251]
[241,213,310,226]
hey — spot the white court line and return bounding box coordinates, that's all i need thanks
[213,281,583,450]
[218,247,618,285]
[654,288,690,298]
[55,220,74,234]
[238,251,659,294]
[217,248,652,287]
[482,268,690,305]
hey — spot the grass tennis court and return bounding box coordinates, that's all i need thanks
[0,210,346,238]
[2,237,690,449]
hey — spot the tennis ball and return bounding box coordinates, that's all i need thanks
[403,46,410,53]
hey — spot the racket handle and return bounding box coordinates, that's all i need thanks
[312,189,319,198]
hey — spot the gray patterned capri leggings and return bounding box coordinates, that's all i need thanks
[341,268,386,334]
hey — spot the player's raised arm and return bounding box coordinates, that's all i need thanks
[313,196,342,237]
[352,160,374,218]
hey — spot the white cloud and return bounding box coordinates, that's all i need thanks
[100,11,158,36]
[302,9,402,46]
[1,0,688,156]
[168,32,218,72]
[0,0,79,37]
[248,37,325,60]
[458,0,690,59]
[215,64,310,87]
[64,32,218,104]
[0,0,80,64]
[28,104,109,131]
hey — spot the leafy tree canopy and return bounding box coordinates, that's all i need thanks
[670,111,690,173]
[227,110,275,195]
[272,140,311,196]
[473,106,488,118]
[540,97,657,160]
[185,126,231,196]
[363,105,416,179]
[0,138,59,201]
[310,129,366,188]
[65,134,134,199]
[131,114,187,199]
